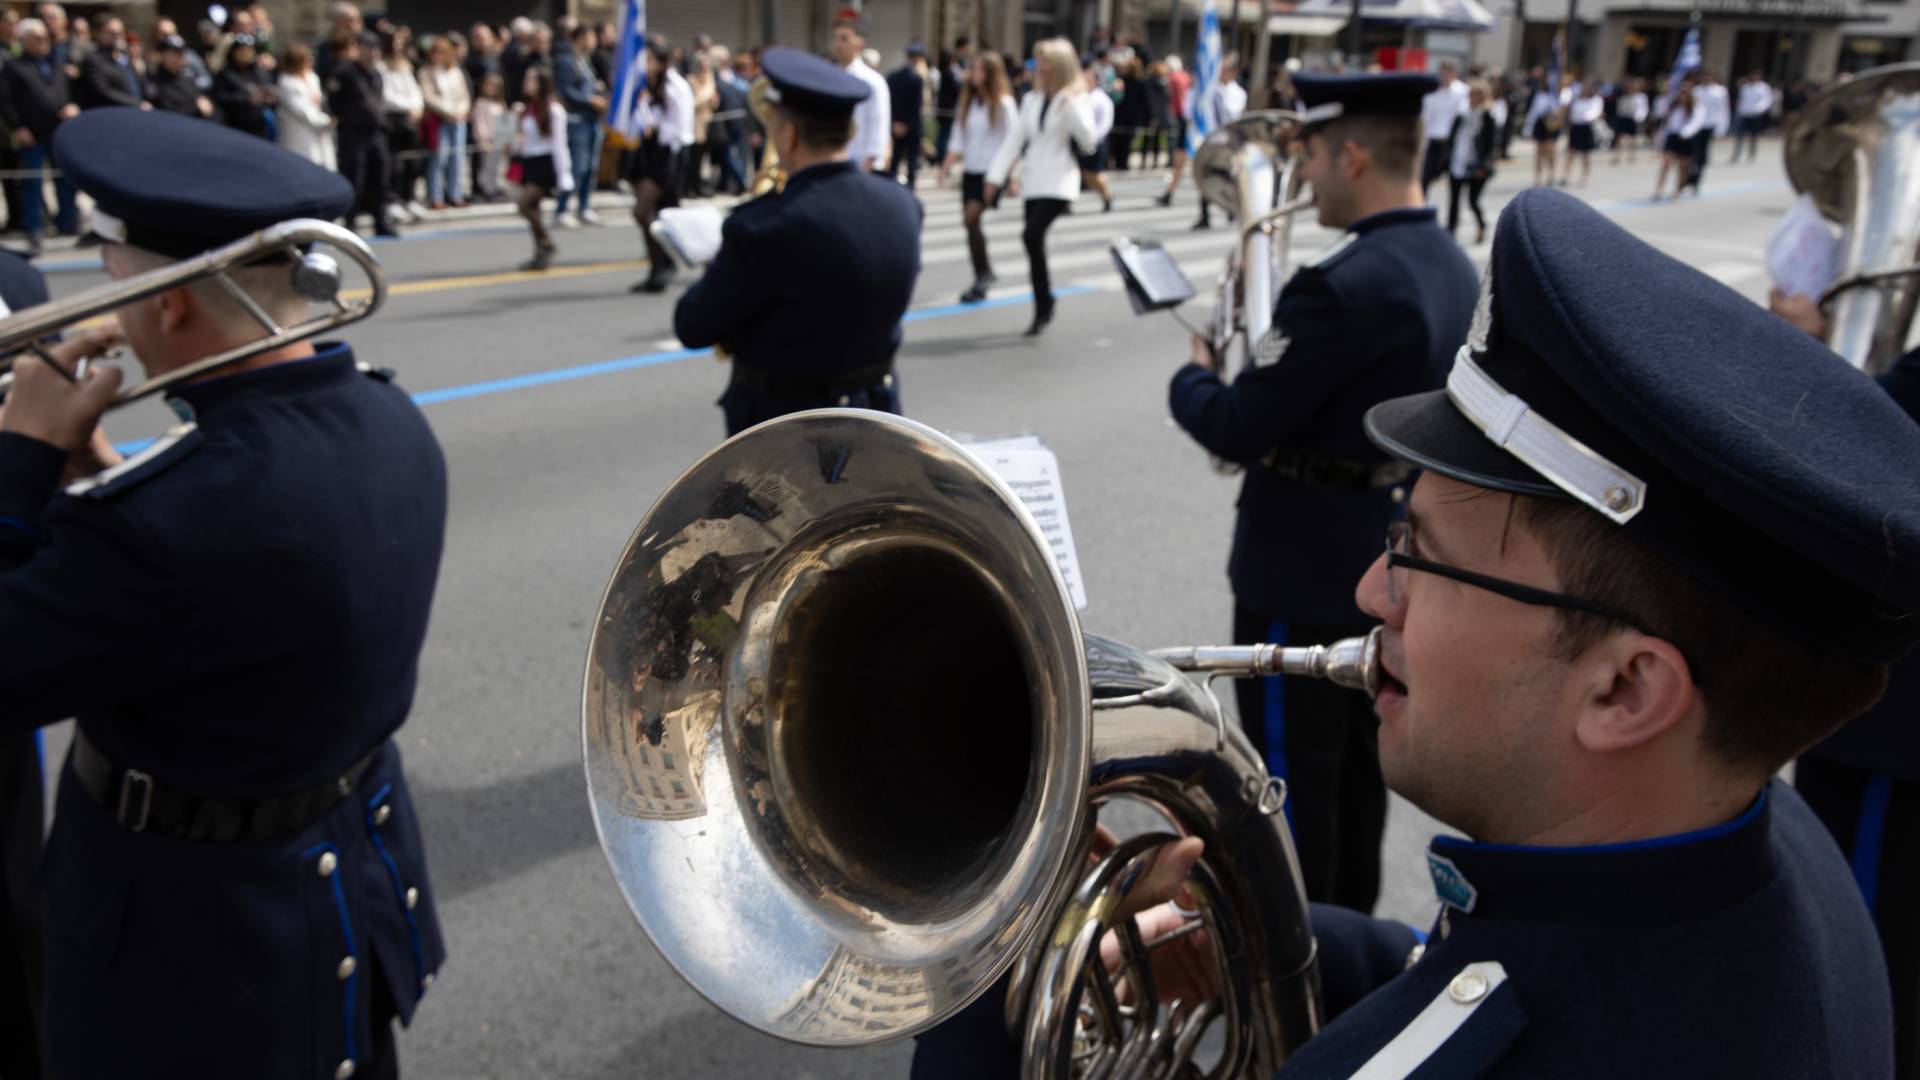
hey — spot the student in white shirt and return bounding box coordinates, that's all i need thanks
[1077,58,1116,213]
[511,67,572,271]
[1523,73,1570,187]
[1418,61,1468,194]
[1194,52,1245,229]
[941,49,1018,303]
[1688,70,1731,193]
[1733,70,1774,162]
[1653,86,1705,200]
[1561,78,1605,186]
[1611,76,1650,165]
[985,37,1096,338]
[630,43,695,293]
[832,14,892,173]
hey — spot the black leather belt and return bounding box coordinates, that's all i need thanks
[1260,449,1416,491]
[71,729,379,842]
[729,361,894,402]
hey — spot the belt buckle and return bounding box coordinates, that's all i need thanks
[118,769,154,832]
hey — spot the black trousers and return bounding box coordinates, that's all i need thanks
[337,127,394,230]
[1798,758,1919,1080]
[1421,137,1450,193]
[1687,130,1712,191]
[385,114,423,206]
[0,734,42,1080]
[1107,129,1132,171]
[1447,171,1489,234]
[1022,197,1070,317]
[1232,607,1387,911]
[888,127,923,186]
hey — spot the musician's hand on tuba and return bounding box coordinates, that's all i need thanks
[0,324,125,455]
[1094,833,1222,1008]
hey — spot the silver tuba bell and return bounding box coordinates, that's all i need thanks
[582,410,1381,1077]
[1784,62,1920,375]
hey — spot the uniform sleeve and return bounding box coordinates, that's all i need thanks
[0,432,66,562]
[1167,270,1396,464]
[1308,902,1421,1021]
[672,215,770,349]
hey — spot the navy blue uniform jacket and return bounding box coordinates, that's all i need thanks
[0,345,448,1078]
[672,159,923,381]
[1169,207,1477,626]
[912,782,1893,1078]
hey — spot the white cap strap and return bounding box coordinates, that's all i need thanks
[1445,348,1648,524]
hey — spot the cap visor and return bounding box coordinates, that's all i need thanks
[1364,390,1564,499]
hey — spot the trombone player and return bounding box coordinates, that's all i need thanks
[1168,72,1477,911]
[0,108,446,1078]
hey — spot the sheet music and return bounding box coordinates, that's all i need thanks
[1111,238,1198,312]
[957,436,1089,611]
[653,206,727,269]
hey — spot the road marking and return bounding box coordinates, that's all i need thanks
[341,259,649,302]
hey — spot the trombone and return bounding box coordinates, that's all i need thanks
[0,218,387,406]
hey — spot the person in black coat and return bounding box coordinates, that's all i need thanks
[327,33,394,236]
[210,33,275,137]
[674,48,922,436]
[0,19,80,244]
[885,45,927,185]
[16,108,448,1080]
[146,34,212,118]
[1170,72,1477,912]
[72,17,143,111]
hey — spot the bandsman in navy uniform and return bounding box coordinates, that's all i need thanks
[0,248,51,1080]
[672,47,923,437]
[916,186,1913,1079]
[1167,72,1478,911]
[0,108,446,1079]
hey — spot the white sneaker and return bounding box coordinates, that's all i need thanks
[406,200,428,218]
[389,204,417,224]
[555,212,580,229]
[578,208,603,226]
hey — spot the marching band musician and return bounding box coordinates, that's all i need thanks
[917,186,1913,1080]
[0,109,446,1078]
[1168,72,1478,912]
[672,47,922,438]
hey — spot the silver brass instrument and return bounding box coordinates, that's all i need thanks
[1784,63,1920,375]
[1190,112,1314,473]
[0,218,385,405]
[582,410,1382,1077]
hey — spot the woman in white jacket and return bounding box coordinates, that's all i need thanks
[274,43,335,171]
[985,37,1096,337]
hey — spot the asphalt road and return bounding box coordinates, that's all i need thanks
[38,138,1796,1079]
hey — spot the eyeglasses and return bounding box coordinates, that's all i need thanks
[1385,520,1652,632]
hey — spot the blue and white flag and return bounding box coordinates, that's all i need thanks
[1659,26,1701,110]
[1187,0,1221,155]
[606,0,649,144]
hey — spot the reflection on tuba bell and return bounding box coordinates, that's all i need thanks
[1190,112,1316,474]
[0,218,385,406]
[583,410,1382,1077]
[1784,62,1920,375]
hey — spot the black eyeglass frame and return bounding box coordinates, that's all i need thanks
[1385,521,1654,634]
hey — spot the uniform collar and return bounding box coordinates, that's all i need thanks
[1424,785,1774,925]
[168,342,360,413]
[1348,206,1439,236]
[784,159,858,192]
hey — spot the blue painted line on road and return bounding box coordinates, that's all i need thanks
[112,285,1095,452]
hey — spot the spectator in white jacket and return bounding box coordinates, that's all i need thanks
[275,42,335,170]
[986,37,1095,338]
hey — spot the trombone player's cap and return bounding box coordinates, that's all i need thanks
[759,46,871,115]
[1293,71,1439,129]
[51,107,353,258]
[1363,188,1920,664]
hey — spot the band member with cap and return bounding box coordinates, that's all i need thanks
[0,108,446,1078]
[673,47,922,437]
[1167,71,1477,912]
[915,185,1912,1080]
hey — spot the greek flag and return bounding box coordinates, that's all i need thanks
[1658,27,1700,112]
[1188,0,1221,155]
[606,0,649,144]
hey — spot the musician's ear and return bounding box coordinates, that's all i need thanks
[1339,138,1370,181]
[156,285,191,333]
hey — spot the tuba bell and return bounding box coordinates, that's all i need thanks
[1190,112,1315,474]
[1784,62,1920,375]
[582,410,1382,1077]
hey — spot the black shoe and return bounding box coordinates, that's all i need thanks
[1154,192,1172,207]
[1102,195,1113,213]
[959,282,988,304]
[72,231,101,247]
[520,244,554,272]
[1190,217,1210,231]
[982,271,998,286]
[632,274,672,294]
[375,223,400,238]
[1023,311,1052,337]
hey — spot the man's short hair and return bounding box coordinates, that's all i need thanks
[17,18,43,38]
[1518,496,1889,774]
[1323,113,1422,181]
[774,103,853,151]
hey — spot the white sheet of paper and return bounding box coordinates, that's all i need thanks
[960,441,1089,611]
[654,206,727,268]
[1767,194,1840,300]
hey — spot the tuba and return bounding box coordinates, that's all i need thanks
[1190,112,1315,473]
[746,75,786,197]
[582,410,1381,1077]
[1784,62,1920,375]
